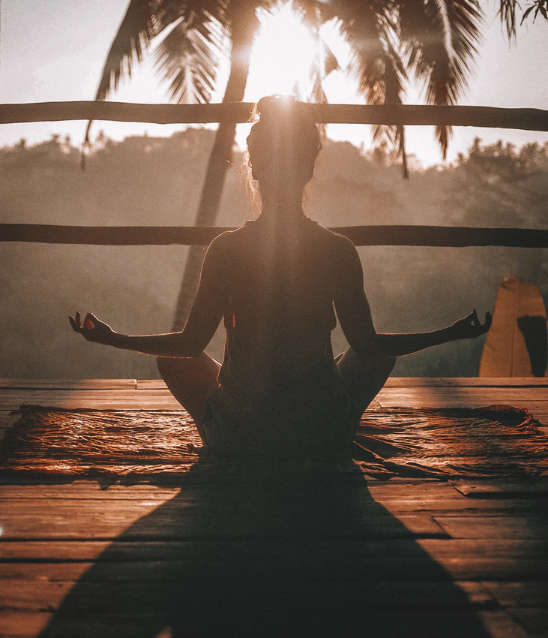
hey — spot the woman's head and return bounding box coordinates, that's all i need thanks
[247,96,321,206]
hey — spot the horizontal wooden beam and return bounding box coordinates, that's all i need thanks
[1,101,547,131]
[2,224,548,247]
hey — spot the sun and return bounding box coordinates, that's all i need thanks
[245,3,321,102]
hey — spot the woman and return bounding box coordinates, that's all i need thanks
[70,95,491,465]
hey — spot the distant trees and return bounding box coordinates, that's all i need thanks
[448,139,548,227]
[2,130,548,377]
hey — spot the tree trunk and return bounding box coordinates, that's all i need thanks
[171,4,257,330]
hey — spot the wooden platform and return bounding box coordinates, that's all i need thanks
[0,378,547,637]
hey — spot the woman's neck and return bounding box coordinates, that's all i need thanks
[258,187,306,221]
[260,202,305,219]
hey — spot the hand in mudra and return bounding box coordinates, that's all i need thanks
[450,309,492,340]
[69,311,114,344]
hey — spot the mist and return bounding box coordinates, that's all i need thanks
[1,130,547,378]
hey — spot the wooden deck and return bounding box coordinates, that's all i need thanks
[0,378,547,637]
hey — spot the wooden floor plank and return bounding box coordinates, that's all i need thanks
[385,378,548,388]
[5,487,541,515]
[434,515,548,539]
[1,538,546,562]
[507,608,548,636]
[376,388,548,405]
[454,481,548,498]
[0,500,445,540]
[0,576,495,608]
[481,582,548,608]
[0,553,545,582]
[1,481,540,503]
[107,378,548,391]
[0,484,181,501]
[0,379,137,390]
[0,390,182,410]
[0,609,528,638]
[2,383,548,415]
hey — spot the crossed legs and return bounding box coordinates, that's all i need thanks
[335,348,396,418]
[157,348,395,444]
[156,353,220,442]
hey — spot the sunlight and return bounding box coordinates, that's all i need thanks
[245,2,321,102]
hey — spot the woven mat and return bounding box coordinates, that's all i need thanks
[1,404,547,481]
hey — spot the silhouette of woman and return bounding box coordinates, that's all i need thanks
[69,95,491,464]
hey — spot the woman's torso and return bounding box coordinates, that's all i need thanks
[203,215,355,457]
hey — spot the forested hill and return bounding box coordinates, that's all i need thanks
[1,130,547,378]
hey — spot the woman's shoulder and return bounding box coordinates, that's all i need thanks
[307,220,355,253]
[207,224,246,250]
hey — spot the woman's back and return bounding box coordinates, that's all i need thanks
[203,215,356,457]
[218,215,343,393]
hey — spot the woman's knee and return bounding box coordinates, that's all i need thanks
[157,354,221,388]
[156,355,180,379]
[379,354,396,375]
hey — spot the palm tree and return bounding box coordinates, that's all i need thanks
[87,0,544,329]
[84,1,262,328]
[86,0,335,328]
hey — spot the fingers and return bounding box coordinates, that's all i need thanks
[68,312,95,334]
[471,309,480,328]
[69,313,83,332]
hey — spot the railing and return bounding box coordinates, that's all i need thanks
[2,101,548,248]
[3,224,548,247]
[1,102,547,130]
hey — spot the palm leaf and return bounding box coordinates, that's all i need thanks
[94,0,160,102]
[154,17,224,104]
[330,2,409,174]
[83,0,163,148]
[399,0,481,159]
[383,41,409,178]
[498,0,518,37]
[84,0,230,146]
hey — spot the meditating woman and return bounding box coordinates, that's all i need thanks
[69,95,491,464]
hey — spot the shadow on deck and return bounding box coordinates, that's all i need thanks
[33,467,493,638]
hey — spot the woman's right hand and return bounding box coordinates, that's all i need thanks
[68,311,115,345]
[449,309,492,340]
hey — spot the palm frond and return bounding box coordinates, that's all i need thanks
[498,0,518,38]
[84,0,163,147]
[333,3,409,173]
[400,0,481,158]
[518,1,548,27]
[383,40,409,178]
[94,0,160,103]
[85,0,231,146]
[300,1,340,95]
[154,17,223,104]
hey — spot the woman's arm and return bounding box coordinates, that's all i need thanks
[69,234,228,357]
[69,312,206,357]
[374,310,491,357]
[333,237,491,359]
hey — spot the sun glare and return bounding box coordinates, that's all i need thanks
[245,3,321,102]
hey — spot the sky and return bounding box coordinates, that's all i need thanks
[0,0,547,166]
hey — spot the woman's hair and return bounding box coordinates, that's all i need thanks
[246,95,322,189]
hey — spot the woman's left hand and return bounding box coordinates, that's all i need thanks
[69,311,115,345]
[449,309,492,340]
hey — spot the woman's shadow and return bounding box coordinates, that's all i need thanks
[38,460,493,638]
